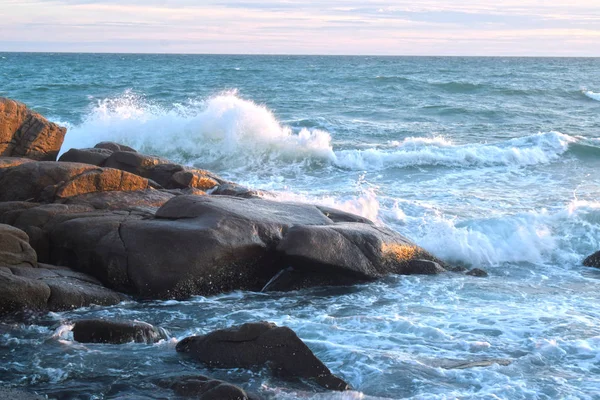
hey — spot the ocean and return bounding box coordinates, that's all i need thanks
[1,53,600,399]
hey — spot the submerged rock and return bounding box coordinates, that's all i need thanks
[0,97,66,161]
[583,251,600,268]
[157,375,261,400]
[72,319,168,344]
[466,268,489,277]
[176,321,349,391]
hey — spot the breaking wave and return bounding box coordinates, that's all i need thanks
[61,91,586,175]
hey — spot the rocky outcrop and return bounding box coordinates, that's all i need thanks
[72,319,168,344]
[0,97,66,161]
[0,192,446,299]
[59,144,224,193]
[583,251,600,268]
[176,322,349,391]
[157,376,261,400]
[0,224,127,315]
[0,161,152,202]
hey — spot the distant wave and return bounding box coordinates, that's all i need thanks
[583,90,600,101]
[334,131,577,170]
[60,91,581,175]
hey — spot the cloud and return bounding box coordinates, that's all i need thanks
[0,0,599,55]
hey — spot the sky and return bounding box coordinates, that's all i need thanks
[0,0,599,56]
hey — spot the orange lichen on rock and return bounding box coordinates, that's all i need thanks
[381,243,419,263]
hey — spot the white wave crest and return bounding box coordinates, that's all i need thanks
[60,90,335,169]
[583,90,600,101]
[333,132,577,170]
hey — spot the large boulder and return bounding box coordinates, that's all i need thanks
[0,97,66,161]
[583,251,600,268]
[176,322,349,391]
[71,319,168,344]
[0,161,152,202]
[2,194,445,299]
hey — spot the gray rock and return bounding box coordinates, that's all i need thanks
[176,322,349,391]
[72,319,168,344]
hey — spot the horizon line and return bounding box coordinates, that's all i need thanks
[1,50,599,58]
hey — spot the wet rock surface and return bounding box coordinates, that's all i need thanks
[72,319,168,344]
[176,321,350,391]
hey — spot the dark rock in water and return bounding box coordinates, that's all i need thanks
[0,161,151,202]
[0,388,46,400]
[466,268,488,277]
[447,265,468,273]
[0,193,445,299]
[58,147,113,166]
[158,375,261,400]
[0,97,67,161]
[72,319,168,344]
[94,141,137,153]
[583,251,600,268]
[277,223,446,282]
[403,259,446,275]
[210,182,264,198]
[0,223,37,267]
[176,321,350,391]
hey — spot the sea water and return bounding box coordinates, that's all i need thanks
[1,53,599,399]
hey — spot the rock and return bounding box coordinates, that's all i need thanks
[0,270,51,315]
[403,259,446,275]
[210,183,264,198]
[466,268,488,277]
[0,224,37,267]
[0,161,151,202]
[0,97,67,161]
[176,322,349,391]
[63,189,175,213]
[58,147,113,166]
[104,151,171,178]
[170,170,219,190]
[157,376,261,400]
[583,251,600,268]
[94,141,137,153]
[102,151,223,191]
[72,319,168,344]
[277,224,446,282]
[0,156,33,169]
[6,194,445,299]
[0,223,126,315]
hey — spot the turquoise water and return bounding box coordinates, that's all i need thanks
[1,53,600,399]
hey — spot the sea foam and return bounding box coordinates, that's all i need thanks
[61,91,578,174]
[583,90,600,101]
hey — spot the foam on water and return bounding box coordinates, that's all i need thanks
[583,90,600,101]
[60,91,580,175]
[334,132,576,170]
[60,90,335,170]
